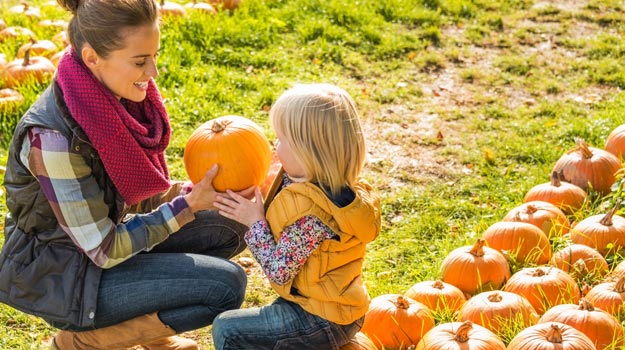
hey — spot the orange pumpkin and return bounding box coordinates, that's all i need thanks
[482,221,552,265]
[439,239,510,297]
[209,0,241,10]
[503,200,570,238]
[0,49,56,88]
[457,290,539,335]
[361,294,434,350]
[539,298,624,350]
[185,0,217,13]
[503,266,580,315]
[415,321,505,350]
[524,171,587,214]
[183,115,271,192]
[605,124,625,160]
[0,53,6,68]
[584,275,625,317]
[339,332,377,350]
[8,2,41,18]
[552,138,620,196]
[159,0,187,16]
[404,280,466,313]
[0,88,24,112]
[549,244,608,280]
[507,322,597,350]
[38,19,69,29]
[569,200,625,256]
[0,26,36,42]
[0,19,5,31]
[17,38,58,59]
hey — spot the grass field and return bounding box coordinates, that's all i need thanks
[2,0,625,348]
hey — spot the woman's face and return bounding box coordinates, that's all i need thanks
[88,22,160,102]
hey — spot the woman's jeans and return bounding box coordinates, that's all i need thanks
[212,297,364,350]
[63,210,248,333]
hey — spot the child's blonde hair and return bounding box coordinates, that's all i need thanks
[270,83,365,196]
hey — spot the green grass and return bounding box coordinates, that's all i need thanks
[3,0,625,349]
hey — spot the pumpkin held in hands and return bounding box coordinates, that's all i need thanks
[183,115,272,192]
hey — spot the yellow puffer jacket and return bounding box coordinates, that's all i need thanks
[266,179,381,325]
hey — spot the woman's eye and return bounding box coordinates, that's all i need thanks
[135,60,147,67]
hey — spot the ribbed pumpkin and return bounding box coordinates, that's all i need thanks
[538,298,624,350]
[605,124,625,160]
[415,321,505,350]
[503,267,580,315]
[481,221,552,265]
[524,171,587,215]
[549,244,608,280]
[405,280,466,313]
[439,239,511,296]
[503,200,570,238]
[361,294,435,350]
[569,200,625,256]
[456,290,539,335]
[584,275,625,317]
[552,138,620,196]
[0,49,55,88]
[183,116,271,192]
[507,322,597,350]
[0,88,24,112]
[339,332,377,350]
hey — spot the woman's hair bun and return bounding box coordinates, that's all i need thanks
[56,0,81,14]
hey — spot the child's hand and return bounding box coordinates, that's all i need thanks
[214,187,265,227]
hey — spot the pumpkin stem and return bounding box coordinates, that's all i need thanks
[574,137,593,159]
[454,321,473,343]
[616,275,625,293]
[546,324,564,343]
[487,292,503,303]
[394,295,411,309]
[550,171,562,187]
[469,239,486,257]
[432,280,444,290]
[531,268,546,277]
[578,298,594,311]
[599,199,621,227]
[525,204,538,215]
[211,120,226,133]
[22,48,31,67]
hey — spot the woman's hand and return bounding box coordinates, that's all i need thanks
[214,187,265,227]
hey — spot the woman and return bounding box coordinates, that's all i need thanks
[0,0,250,349]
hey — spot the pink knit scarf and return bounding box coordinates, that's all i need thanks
[55,49,171,205]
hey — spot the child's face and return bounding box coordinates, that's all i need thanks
[275,129,305,179]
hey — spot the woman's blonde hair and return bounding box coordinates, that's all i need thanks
[270,83,365,196]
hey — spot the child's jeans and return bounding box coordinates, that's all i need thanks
[212,297,364,350]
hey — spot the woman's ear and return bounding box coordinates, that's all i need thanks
[81,44,99,68]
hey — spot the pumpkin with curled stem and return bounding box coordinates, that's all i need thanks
[0,49,55,88]
[507,322,597,350]
[549,244,608,280]
[524,171,587,215]
[584,275,625,317]
[503,200,570,238]
[183,115,272,192]
[569,200,625,256]
[361,294,434,350]
[415,321,506,350]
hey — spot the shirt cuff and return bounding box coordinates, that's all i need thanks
[171,195,195,229]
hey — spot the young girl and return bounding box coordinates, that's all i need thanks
[212,83,381,349]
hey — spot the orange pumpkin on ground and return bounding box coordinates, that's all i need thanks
[507,322,597,350]
[456,290,539,335]
[415,321,505,350]
[605,124,625,160]
[338,332,377,350]
[185,0,217,13]
[439,239,510,297]
[552,137,620,196]
[17,38,59,59]
[524,171,587,215]
[538,298,624,350]
[550,244,608,280]
[361,294,434,350]
[584,274,625,317]
[159,0,187,16]
[183,115,272,192]
[503,266,580,315]
[209,0,241,10]
[404,280,466,313]
[503,200,570,238]
[482,221,552,265]
[569,200,625,256]
[0,49,55,88]
[0,88,24,112]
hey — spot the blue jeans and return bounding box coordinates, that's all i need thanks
[63,210,248,333]
[212,297,364,350]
